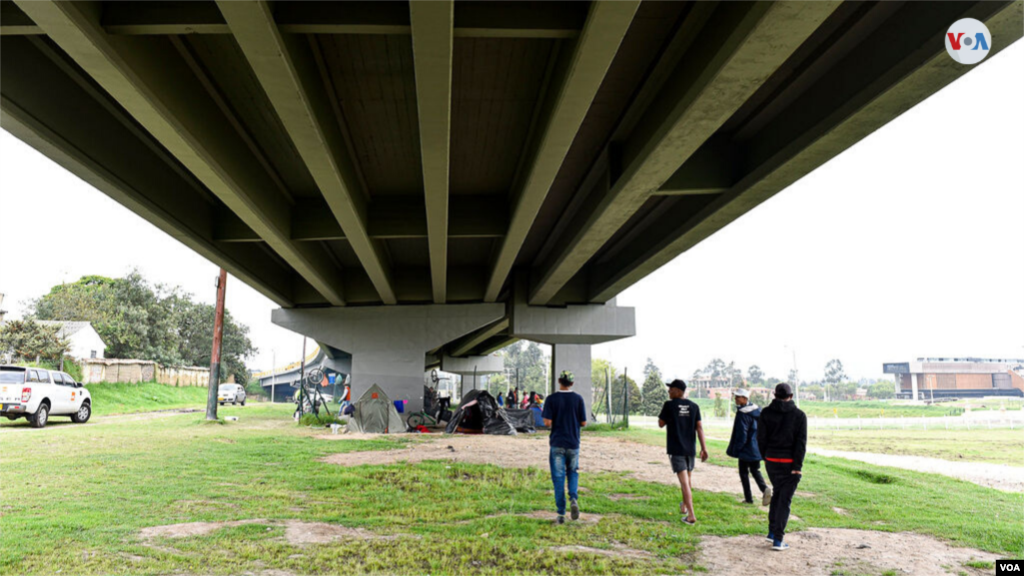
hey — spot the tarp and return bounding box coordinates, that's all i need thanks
[349,383,406,433]
[445,389,516,435]
[504,408,536,433]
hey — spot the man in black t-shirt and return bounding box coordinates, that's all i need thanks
[658,379,708,525]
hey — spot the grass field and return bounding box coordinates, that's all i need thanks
[806,428,1024,467]
[1,403,1020,575]
[687,398,1021,419]
[83,382,213,416]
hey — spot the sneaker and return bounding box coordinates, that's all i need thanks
[762,486,773,507]
[556,515,566,525]
[570,499,580,521]
[772,541,789,551]
[765,533,774,542]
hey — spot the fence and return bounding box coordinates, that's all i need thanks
[81,359,210,387]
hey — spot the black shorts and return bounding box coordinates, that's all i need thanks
[670,454,695,473]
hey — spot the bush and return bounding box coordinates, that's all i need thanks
[298,413,345,427]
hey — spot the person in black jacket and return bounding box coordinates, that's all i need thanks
[726,389,771,506]
[757,383,807,552]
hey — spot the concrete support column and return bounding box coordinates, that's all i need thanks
[272,304,504,410]
[911,373,920,401]
[551,343,593,418]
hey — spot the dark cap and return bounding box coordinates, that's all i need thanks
[666,379,687,392]
[774,383,794,398]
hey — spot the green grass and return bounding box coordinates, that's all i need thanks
[1,405,1020,575]
[674,398,1020,419]
[79,381,211,416]
[806,428,1024,467]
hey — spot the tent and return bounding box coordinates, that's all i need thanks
[445,389,516,435]
[503,408,536,433]
[349,383,406,433]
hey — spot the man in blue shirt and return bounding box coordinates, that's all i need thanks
[541,370,588,524]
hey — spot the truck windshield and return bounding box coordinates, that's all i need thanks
[0,371,26,384]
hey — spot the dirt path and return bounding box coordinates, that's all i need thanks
[699,528,998,576]
[319,433,743,494]
[807,447,1024,492]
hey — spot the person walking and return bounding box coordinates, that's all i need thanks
[497,391,505,407]
[658,379,708,525]
[541,371,588,524]
[758,383,808,551]
[726,389,771,506]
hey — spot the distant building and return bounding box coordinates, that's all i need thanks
[689,375,733,390]
[254,344,350,402]
[38,321,106,360]
[883,358,1024,399]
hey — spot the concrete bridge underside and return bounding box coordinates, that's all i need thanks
[2,1,1020,409]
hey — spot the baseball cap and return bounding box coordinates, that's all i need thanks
[666,379,687,392]
[733,388,750,398]
[558,370,575,385]
[774,383,794,398]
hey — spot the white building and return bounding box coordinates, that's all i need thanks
[38,321,106,360]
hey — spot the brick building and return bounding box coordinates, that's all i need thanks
[883,358,1024,400]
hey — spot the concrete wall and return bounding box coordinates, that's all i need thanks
[82,359,209,386]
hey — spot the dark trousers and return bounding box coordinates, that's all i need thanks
[738,459,767,503]
[765,461,802,541]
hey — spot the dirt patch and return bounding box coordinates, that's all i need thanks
[832,507,848,515]
[549,543,654,560]
[698,528,999,576]
[320,434,742,494]
[607,493,651,501]
[138,519,394,547]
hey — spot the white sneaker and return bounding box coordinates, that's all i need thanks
[762,486,773,507]
[772,542,789,551]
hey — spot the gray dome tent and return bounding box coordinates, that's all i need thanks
[349,383,406,433]
[445,389,517,435]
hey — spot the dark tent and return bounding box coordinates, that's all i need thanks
[504,408,536,433]
[445,390,516,435]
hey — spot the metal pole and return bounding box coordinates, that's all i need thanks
[271,350,276,404]
[606,367,612,424]
[205,269,228,421]
[622,367,629,428]
[298,337,307,415]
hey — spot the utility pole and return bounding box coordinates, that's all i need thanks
[205,269,228,421]
[271,349,277,404]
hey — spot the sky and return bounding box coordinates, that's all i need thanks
[1,42,1022,385]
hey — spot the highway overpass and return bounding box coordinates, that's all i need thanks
[3,1,1020,410]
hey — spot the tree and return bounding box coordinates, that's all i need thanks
[868,381,896,399]
[725,361,743,387]
[713,396,728,417]
[499,341,548,394]
[0,318,70,363]
[639,358,667,416]
[823,359,847,402]
[787,368,799,386]
[31,271,256,380]
[747,365,764,385]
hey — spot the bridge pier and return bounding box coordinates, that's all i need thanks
[272,304,505,410]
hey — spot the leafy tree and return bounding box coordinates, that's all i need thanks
[713,396,727,417]
[765,376,781,387]
[31,271,255,380]
[0,318,70,363]
[639,358,667,416]
[498,341,548,395]
[747,365,764,385]
[868,380,896,399]
[823,359,847,402]
[705,358,726,379]
[725,361,743,387]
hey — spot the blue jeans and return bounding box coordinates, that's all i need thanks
[549,447,579,515]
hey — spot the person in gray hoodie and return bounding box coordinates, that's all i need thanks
[726,389,771,506]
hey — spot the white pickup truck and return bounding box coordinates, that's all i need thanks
[0,365,92,428]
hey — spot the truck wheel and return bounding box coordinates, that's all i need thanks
[30,402,49,429]
[71,402,92,424]
[241,399,246,406]
[219,402,224,406]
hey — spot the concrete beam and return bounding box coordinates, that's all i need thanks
[589,0,1023,302]
[441,354,504,376]
[449,318,510,358]
[483,1,639,302]
[214,196,508,243]
[66,1,585,38]
[410,1,453,304]
[16,0,347,305]
[218,0,397,304]
[529,2,841,305]
[0,36,293,306]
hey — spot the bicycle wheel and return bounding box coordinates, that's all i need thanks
[407,413,425,428]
